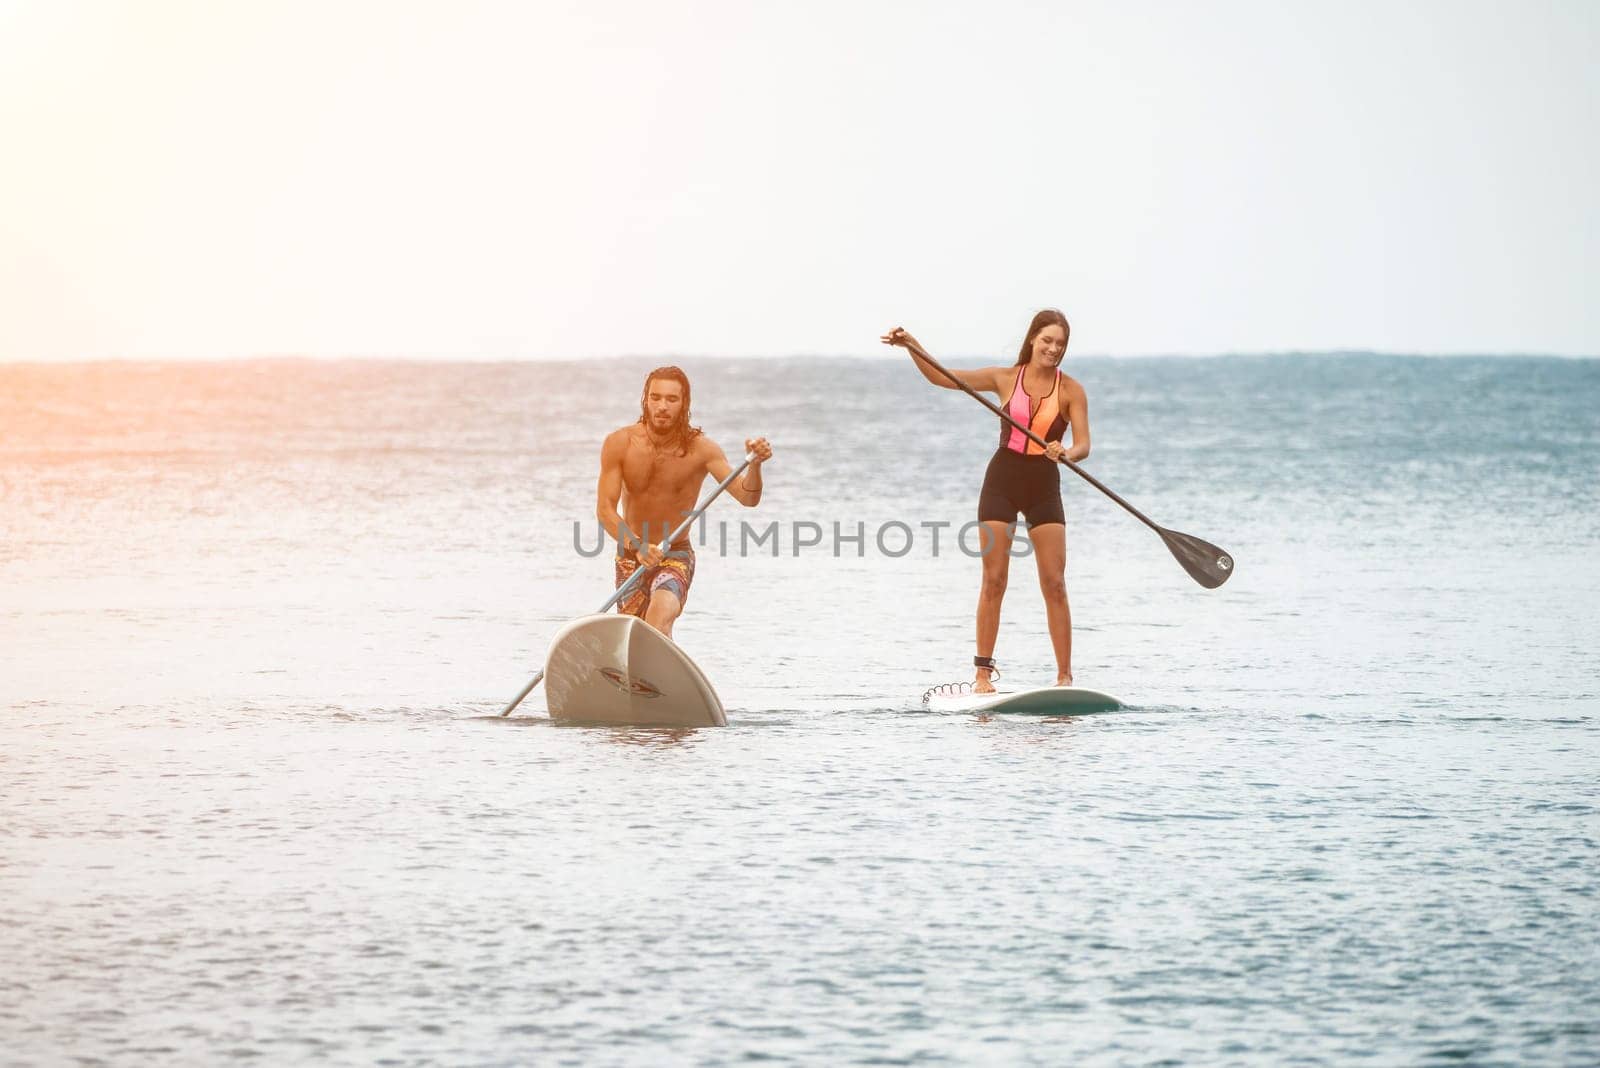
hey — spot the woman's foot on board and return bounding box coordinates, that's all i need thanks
[973,655,999,694]
[1054,673,1073,687]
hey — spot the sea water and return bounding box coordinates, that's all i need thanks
[2,355,1597,1064]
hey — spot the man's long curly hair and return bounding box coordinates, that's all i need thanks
[638,365,702,456]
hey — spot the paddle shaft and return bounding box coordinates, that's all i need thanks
[499,452,758,716]
[904,341,1163,535]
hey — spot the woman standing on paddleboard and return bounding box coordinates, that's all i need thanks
[882,311,1091,692]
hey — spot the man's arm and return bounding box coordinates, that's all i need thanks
[704,436,771,507]
[596,430,634,547]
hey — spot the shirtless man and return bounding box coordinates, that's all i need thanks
[596,365,773,637]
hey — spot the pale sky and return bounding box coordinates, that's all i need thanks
[1,0,1595,361]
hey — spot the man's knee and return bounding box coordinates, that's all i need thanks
[644,589,683,626]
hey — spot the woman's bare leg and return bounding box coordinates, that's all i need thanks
[975,520,1013,693]
[1029,522,1072,685]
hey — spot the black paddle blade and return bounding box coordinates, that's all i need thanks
[1158,528,1235,589]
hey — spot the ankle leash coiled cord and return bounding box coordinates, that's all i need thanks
[920,658,1001,707]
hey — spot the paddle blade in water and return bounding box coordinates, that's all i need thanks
[1159,528,1235,589]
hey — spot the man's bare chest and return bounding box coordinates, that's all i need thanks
[621,445,706,500]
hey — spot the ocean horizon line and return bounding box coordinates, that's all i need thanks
[2,349,1596,369]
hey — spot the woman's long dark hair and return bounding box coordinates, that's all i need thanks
[637,365,702,456]
[1014,309,1071,365]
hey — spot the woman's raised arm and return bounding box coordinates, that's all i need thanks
[880,326,1007,394]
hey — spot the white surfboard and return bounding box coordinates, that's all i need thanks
[923,685,1123,716]
[543,614,727,727]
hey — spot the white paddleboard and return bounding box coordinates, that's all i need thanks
[923,685,1123,716]
[544,614,727,727]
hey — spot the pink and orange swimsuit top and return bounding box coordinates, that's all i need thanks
[1000,364,1068,455]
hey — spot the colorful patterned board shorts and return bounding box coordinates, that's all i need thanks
[613,549,696,619]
